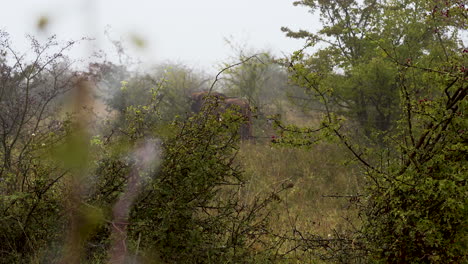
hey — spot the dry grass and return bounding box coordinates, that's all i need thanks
[238,142,362,232]
[236,112,364,261]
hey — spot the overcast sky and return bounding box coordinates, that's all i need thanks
[1,0,320,73]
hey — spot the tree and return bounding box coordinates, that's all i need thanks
[221,51,303,141]
[0,32,82,261]
[281,0,455,138]
[222,52,294,114]
[279,0,467,262]
[104,63,210,124]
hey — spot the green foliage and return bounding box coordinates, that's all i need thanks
[222,51,303,140]
[282,0,467,139]
[128,96,278,262]
[362,38,468,261]
[106,63,208,124]
[0,32,80,262]
[366,148,468,262]
[223,53,272,108]
[281,0,468,262]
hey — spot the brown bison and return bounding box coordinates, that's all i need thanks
[190,91,253,140]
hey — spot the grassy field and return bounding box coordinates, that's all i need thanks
[236,136,364,260]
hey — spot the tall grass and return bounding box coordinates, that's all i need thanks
[237,137,364,260]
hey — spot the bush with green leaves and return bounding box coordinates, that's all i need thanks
[104,63,209,124]
[127,96,282,263]
[0,32,82,262]
[277,0,467,262]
